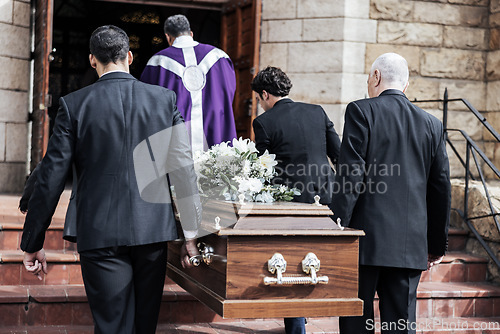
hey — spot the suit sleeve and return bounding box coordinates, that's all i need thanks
[21,98,74,252]
[329,102,369,226]
[253,118,270,156]
[323,109,341,164]
[165,91,202,233]
[426,128,451,256]
[19,161,41,213]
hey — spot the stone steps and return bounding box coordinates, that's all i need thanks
[0,221,76,252]
[416,281,500,319]
[420,252,488,283]
[0,284,209,327]
[0,250,82,285]
[0,281,498,328]
[1,192,499,332]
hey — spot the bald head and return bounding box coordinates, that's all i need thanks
[368,53,409,97]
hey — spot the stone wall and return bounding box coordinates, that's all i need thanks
[259,0,376,131]
[259,0,500,179]
[367,0,492,178]
[0,0,30,193]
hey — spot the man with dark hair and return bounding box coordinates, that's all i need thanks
[141,14,237,154]
[331,53,450,334]
[20,25,201,334]
[251,66,341,334]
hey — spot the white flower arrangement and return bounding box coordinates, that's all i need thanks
[194,137,300,203]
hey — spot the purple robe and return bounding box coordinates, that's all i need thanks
[140,37,237,152]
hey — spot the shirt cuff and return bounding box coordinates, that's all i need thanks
[183,229,198,240]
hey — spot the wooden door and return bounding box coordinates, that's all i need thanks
[221,0,262,140]
[31,0,54,171]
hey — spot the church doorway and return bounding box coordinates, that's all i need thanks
[31,0,261,170]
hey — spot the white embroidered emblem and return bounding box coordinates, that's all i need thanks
[182,65,206,92]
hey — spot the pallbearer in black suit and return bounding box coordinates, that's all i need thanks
[251,66,341,334]
[252,67,341,205]
[20,26,201,334]
[331,53,451,334]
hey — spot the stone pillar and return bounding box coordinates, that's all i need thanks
[259,0,375,133]
[0,0,30,193]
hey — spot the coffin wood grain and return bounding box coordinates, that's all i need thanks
[223,298,363,318]
[226,236,359,300]
[167,263,363,318]
[167,200,364,318]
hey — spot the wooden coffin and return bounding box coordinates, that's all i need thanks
[167,201,364,319]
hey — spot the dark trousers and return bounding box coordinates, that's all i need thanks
[284,317,306,334]
[80,242,168,334]
[339,265,422,334]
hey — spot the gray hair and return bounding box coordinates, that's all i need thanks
[370,53,409,89]
[164,15,191,37]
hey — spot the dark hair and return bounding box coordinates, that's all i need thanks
[164,15,191,37]
[89,25,129,65]
[251,66,292,97]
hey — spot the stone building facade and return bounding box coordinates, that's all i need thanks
[0,0,30,193]
[258,0,500,280]
[0,0,499,192]
[260,0,499,178]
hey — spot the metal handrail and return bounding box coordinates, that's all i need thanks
[414,89,500,270]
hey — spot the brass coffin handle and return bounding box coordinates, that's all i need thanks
[263,252,329,285]
[189,242,226,266]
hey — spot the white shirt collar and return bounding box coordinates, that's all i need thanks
[172,35,199,48]
[100,70,128,78]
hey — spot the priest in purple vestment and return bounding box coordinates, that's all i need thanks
[140,14,237,154]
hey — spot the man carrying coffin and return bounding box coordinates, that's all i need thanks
[331,53,451,334]
[251,66,341,334]
[141,14,237,154]
[21,25,201,333]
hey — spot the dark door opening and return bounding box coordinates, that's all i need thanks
[31,0,261,169]
[49,0,222,133]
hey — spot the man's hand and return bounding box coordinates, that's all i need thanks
[23,249,48,281]
[427,254,444,270]
[180,239,199,269]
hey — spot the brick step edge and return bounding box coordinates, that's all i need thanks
[419,281,500,299]
[0,284,196,304]
[0,250,79,263]
[0,250,486,264]
[1,281,500,305]
[0,220,65,230]
[2,317,500,334]
[421,252,488,283]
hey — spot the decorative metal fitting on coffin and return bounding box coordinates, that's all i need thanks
[189,242,226,266]
[189,242,214,266]
[264,253,329,286]
[264,253,287,285]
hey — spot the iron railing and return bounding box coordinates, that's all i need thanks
[414,88,500,268]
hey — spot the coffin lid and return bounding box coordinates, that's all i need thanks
[201,200,365,237]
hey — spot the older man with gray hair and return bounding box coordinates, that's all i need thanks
[330,53,451,333]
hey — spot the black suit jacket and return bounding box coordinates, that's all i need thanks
[330,89,451,270]
[253,98,341,204]
[21,72,200,253]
